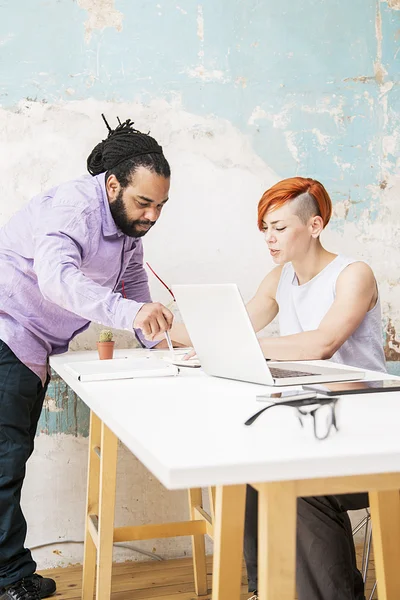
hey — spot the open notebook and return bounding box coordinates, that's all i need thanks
[64,357,180,382]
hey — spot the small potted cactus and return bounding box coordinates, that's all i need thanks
[97,329,115,360]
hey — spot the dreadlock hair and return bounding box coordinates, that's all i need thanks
[87,115,171,188]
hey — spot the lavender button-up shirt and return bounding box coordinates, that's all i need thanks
[0,173,156,384]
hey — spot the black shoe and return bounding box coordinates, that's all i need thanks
[32,575,56,599]
[0,578,40,600]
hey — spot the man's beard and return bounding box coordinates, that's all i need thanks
[109,190,156,238]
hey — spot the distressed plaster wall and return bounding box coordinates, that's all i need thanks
[0,0,399,567]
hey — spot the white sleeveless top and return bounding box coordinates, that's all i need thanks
[276,255,387,373]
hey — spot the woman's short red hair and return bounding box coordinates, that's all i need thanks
[257,177,332,230]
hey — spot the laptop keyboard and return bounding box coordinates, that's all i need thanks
[269,367,315,379]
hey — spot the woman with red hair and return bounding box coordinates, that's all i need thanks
[170,175,385,600]
[242,176,384,368]
[244,176,386,600]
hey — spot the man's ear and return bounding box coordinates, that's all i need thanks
[310,215,324,238]
[105,174,121,202]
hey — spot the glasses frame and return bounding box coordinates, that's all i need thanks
[296,398,339,440]
[245,396,339,441]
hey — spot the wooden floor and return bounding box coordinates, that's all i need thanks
[40,544,377,600]
[40,556,218,600]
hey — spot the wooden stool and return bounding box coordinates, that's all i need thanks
[82,411,214,600]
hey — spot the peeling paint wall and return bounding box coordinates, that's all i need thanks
[0,0,399,567]
[77,0,123,43]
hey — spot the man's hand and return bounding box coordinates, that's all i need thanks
[133,302,173,341]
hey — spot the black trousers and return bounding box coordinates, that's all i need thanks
[0,340,49,588]
[244,484,369,600]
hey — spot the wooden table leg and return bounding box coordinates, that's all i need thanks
[257,482,297,600]
[212,484,246,600]
[369,489,400,600]
[188,489,208,595]
[96,422,118,600]
[82,411,101,600]
[208,486,216,522]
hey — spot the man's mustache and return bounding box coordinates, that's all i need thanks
[136,220,156,227]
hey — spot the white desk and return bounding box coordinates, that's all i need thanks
[51,349,400,600]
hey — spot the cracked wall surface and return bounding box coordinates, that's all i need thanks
[0,0,399,567]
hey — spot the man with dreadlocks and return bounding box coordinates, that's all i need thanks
[0,116,174,600]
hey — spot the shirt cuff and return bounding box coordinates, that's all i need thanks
[135,328,159,349]
[114,298,144,332]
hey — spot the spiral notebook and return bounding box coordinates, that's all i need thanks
[63,357,180,382]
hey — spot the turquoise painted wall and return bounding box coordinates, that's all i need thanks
[1,0,399,435]
[39,371,90,437]
[1,1,398,211]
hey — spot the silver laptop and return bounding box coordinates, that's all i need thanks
[172,283,365,386]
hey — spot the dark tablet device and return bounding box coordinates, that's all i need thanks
[302,380,400,396]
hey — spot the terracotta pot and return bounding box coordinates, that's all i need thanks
[97,341,115,360]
